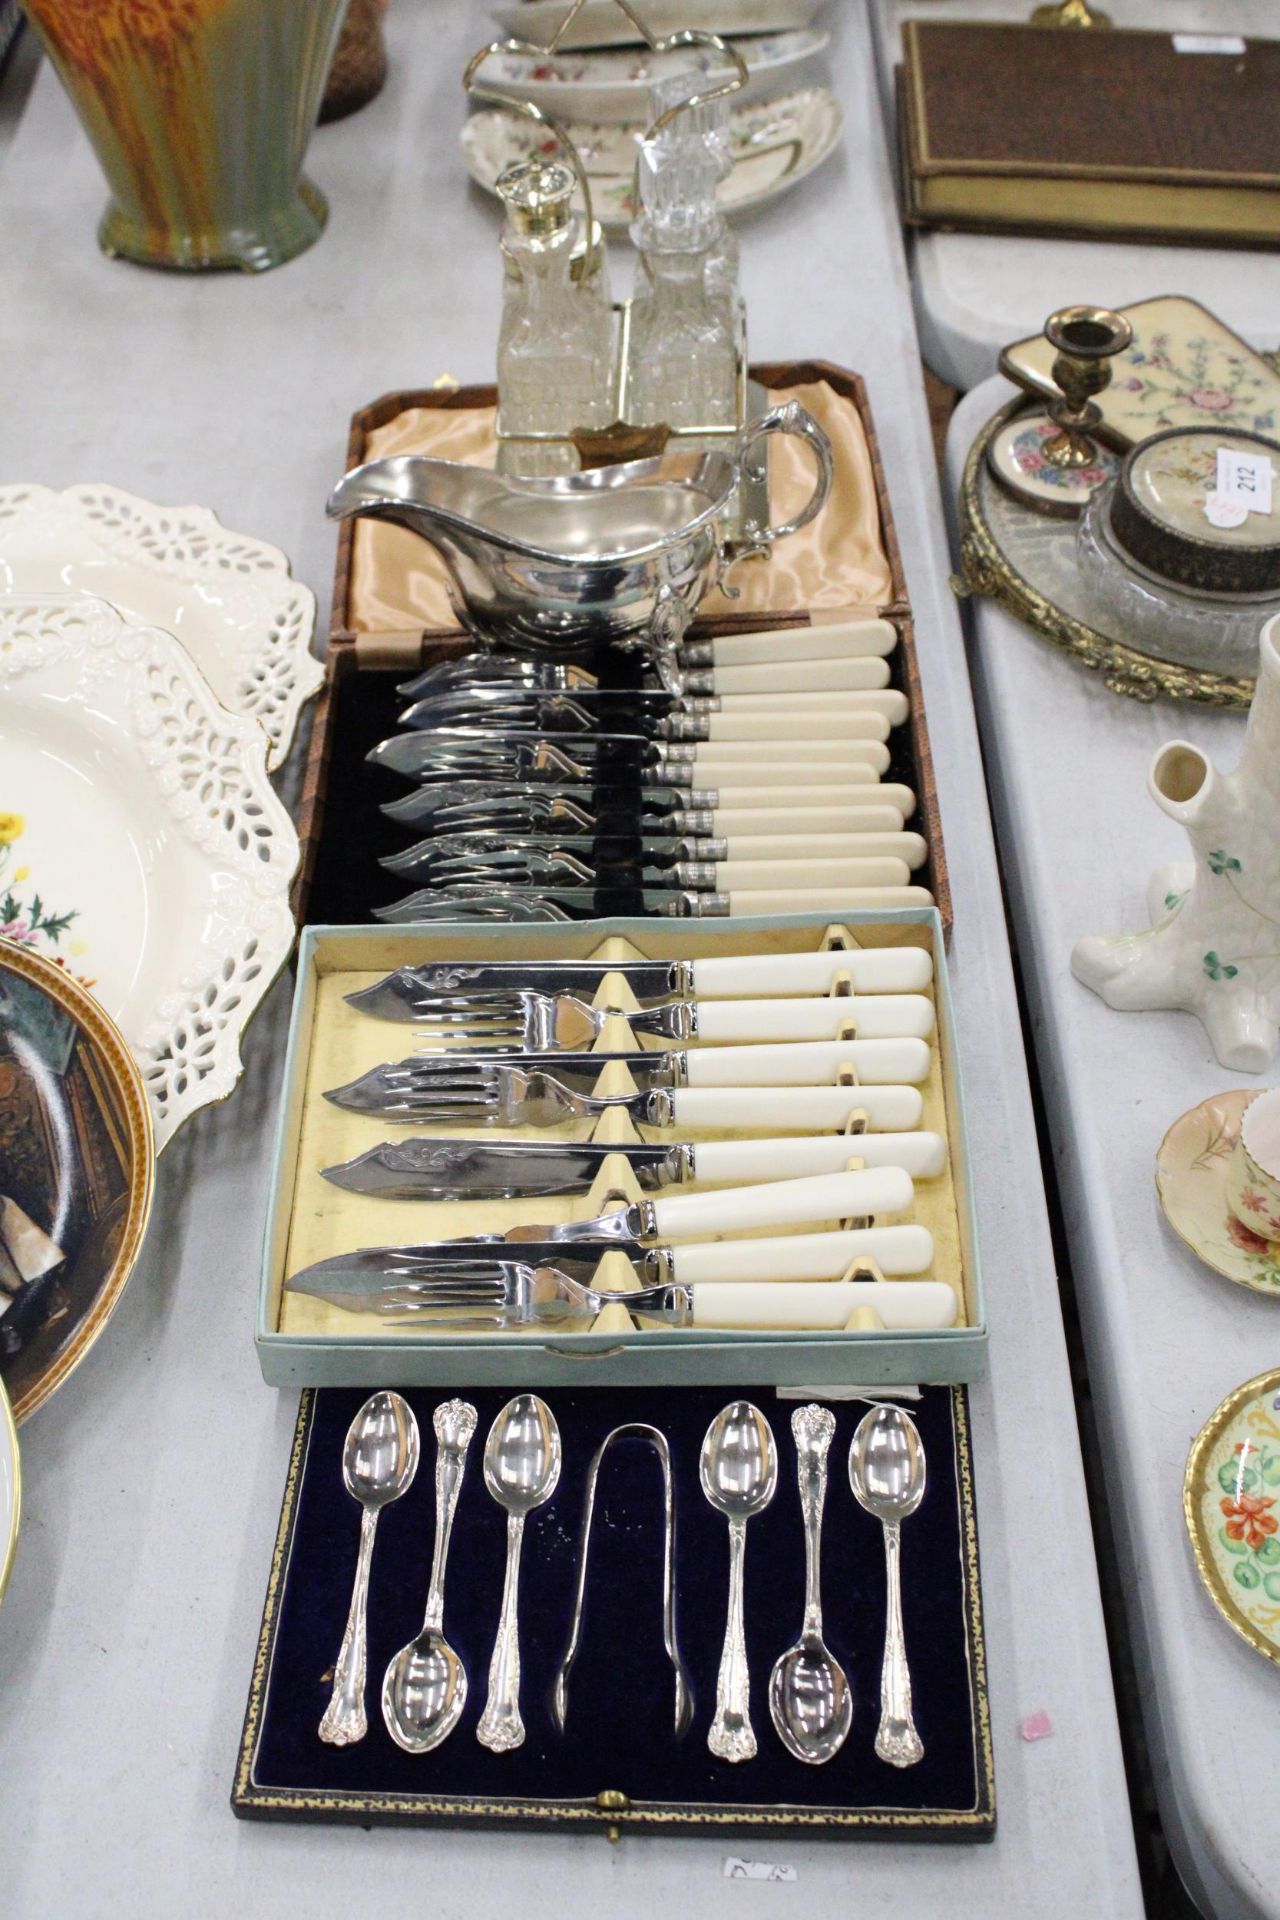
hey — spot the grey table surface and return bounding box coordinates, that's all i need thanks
[0,8,1144,1915]
[947,374,1280,1920]
[870,0,1280,393]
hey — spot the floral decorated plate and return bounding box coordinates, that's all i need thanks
[1156,1090,1280,1294]
[1185,1367,1280,1667]
[476,28,829,123]
[461,86,842,229]
[0,941,154,1424]
[0,484,321,771]
[0,595,299,1150]
[0,1375,17,1603]
[491,0,824,52]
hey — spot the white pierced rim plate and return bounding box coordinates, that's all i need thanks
[476,28,829,123]
[461,85,843,230]
[0,484,322,771]
[0,594,299,1150]
[491,0,823,49]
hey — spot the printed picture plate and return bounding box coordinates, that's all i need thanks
[0,942,154,1423]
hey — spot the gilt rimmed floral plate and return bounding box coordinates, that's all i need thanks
[1156,1090,1280,1294]
[477,28,829,123]
[1185,1368,1280,1667]
[461,85,842,229]
[0,941,154,1425]
[0,595,299,1149]
[0,484,322,771]
[0,1376,17,1602]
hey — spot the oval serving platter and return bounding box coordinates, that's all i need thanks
[0,941,154,1424]
[0,594,299,1149]
[1185,1367,1280,1667]
[461,84,843,229]
[476,27,829,123]
[0,483,322,771]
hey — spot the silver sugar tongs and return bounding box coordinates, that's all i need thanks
[551,1422,692,1738]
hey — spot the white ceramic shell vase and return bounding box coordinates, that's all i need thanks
[1073,615,1280,1072]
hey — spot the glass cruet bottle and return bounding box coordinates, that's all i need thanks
[495,156,614,474]
[626,114,739,432]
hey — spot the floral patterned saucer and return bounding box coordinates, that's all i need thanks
[1185,1367,1280,1667]
[1156,1090,1280,1294]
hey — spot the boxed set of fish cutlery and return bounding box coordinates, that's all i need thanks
[257,911,983,1388]
[294,362,951,935]
[232,1382,993,1836]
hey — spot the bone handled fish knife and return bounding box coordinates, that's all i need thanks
[380,832,928,881]
[681,618,899,669]
[346,946,933,1017]
[322,1129,948,1199]
[366,731,892,783]
[376,884,933,922]
[285,1222,935,1307]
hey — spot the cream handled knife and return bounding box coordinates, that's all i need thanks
[286,1224,935,1312]
[322,1129,948,1199]
[500,1167,914,1247]
[682,618,899,668]
[346,946,934,1020]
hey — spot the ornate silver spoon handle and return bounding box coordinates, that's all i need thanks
[423,1399,476,1632]
[477,1512,527,1752]
[709,1516,755,1762]
[795,1404,834,1636]
[876,1519,924,1767]
[319,1507,378,1745]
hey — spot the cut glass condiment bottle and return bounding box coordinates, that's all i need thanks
[627,98,740,434]
[495,156,614,474]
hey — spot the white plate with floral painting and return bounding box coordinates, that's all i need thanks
[491,0,823,51]
[1156,1089,1280,1294]
[1185,1367,1280,1667]
[0,595,299,1150]
[0,485,322,772]
[461,85,842,229]
[476,27,829,122]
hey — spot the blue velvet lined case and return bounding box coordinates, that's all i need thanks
[233,1384,993,1835]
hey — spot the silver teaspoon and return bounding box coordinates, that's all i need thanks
[382,1398,478,1753]
[849,1404,926,1767]
[768,1404,852,1764]
[476,1394,562,1753]
[700,1400,777,1762]
[319,1391,420,1745]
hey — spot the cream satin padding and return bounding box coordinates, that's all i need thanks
[347,382,894,633]
[687,1279,956,1330]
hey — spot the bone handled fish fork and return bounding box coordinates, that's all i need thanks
[378,988,935,1051]
[285,1256,957,1331]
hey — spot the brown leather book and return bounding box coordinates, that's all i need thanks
[899,20,1280,249]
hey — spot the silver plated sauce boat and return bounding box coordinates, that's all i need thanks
[327,401,833,668]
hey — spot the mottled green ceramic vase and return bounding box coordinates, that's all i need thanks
[23,0,351,271]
